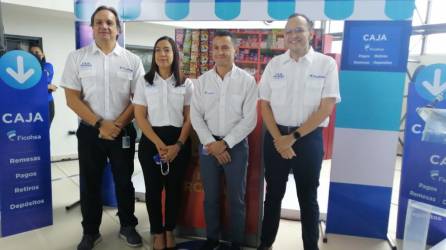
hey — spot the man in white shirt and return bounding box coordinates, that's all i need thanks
[60,6,143,250]
[190,30,258,250]
[257,14,341,250]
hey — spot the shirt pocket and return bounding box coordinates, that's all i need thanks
[304,76,324,107]
[169,87,186,111]
[116,70,133,94]
[78,69,96,93]
[229,94,244,116]
[270,80,287,106]
[145,86,160,110]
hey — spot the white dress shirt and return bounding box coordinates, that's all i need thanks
[61,43,144,120]
[133,73,193,128]
[259,48,341,127]
[191,65,258,148]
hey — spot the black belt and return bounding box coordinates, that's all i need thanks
[277,124,299,134]
[80,120,93,127]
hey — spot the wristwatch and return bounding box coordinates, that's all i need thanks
[176,140,184,150]
[292,130,301,140]
[94,118,103,129]
[222,140,230,149]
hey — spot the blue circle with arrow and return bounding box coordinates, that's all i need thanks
[0,50,42,90]
[414,64,446,102]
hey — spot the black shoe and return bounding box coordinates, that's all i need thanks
[199,239,220,250]
[257,245,272,250]
[119,226,142,247]
[77,234,102,250]
[230,242,242,250]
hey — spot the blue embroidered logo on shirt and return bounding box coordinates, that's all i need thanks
[119,66,133,73]
[80,62,92,68]
[309,74,325,79]
[272,72,285,80]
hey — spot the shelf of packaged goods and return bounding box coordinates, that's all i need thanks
[235,60,258,64]
[261,47,287,52]
[239,46,260,50]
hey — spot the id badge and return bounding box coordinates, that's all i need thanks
[122,136,130,149]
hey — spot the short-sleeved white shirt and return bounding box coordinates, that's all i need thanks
[133,73,193,128]
[60,43,144,120]
[259,48,341,127]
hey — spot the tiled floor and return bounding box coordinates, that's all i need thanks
[0,158,404,250]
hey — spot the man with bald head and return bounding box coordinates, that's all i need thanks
[257,14,341,250]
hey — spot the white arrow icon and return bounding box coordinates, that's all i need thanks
[422,68,446,97]
[5,56,35,84]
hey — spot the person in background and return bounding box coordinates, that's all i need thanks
[191,30,258,250]
[30,44,57,126]
[257,13,341,250]
[60,6,143,250]
[133,36,193,250]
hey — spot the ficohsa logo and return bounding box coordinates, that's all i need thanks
[2,112,44,124]
[7,130,16,141]
[6,129,42,142]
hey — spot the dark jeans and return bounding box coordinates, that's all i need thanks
[77,123,138,235]
[138,126,191,234]
[199,138,248,244]
[260,127,324,250]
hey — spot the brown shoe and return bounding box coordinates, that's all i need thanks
[152,233,165,250]
[165,230,176,249]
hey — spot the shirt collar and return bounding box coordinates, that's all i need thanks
[283,47,314,64]
[91,42,123,56]
[212,64,238,80]
[154,72,175,84]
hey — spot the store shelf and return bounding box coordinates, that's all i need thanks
[236,60,258,64]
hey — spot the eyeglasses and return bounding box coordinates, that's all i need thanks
[285,27,307,35]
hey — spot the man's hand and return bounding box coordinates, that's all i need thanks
[215,150,231,165]
[206,140,227,156]
[274,134,295,154]
[279,147,296,160]
[98,120,121,140]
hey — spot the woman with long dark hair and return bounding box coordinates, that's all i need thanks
[30,44,57,126]
[133,36,193,250]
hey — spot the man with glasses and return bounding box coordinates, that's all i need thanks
[257,13,341,250]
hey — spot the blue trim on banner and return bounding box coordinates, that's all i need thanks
[165,0,190,20]
[267,0,295,20]
[385,0,415,20]
[335,71,405,131]
[326,182,391,239]
[215,0,241,20]
[324,0,354,20]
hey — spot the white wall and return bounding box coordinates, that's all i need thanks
[2,3,175,160]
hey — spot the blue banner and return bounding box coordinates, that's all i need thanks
[397,64,446,245]
[0,50,52,237]
[341,20,411,72]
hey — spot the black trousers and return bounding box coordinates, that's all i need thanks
[77,123,138,235]
[138,126,191,234]
[260,126,324,250]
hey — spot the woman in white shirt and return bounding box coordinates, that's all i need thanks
[133,36,193,250]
